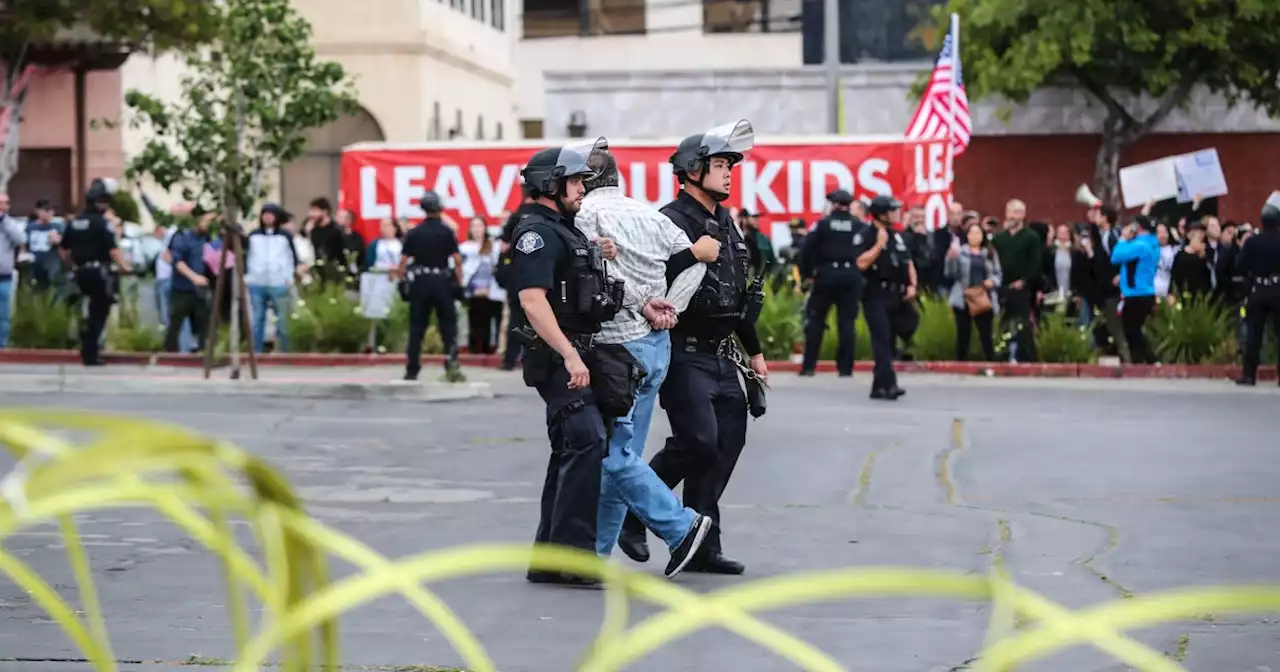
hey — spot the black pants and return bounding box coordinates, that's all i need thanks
[165,289,209,353]
[801,268,861,374]
[862,286,898,390]
[502,293,523,369]
[74,267,112,364]
[1002,286,1037,362]
[467,297,502,354]
[623,347,747,555]
[954,306,995,361]
[534,363,607,553]
[1243,287,1280,379]
[406,277,458,374]
[1121,295,1156,364]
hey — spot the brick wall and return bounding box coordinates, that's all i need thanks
[953,133,1280,226]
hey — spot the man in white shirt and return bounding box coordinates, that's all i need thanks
[576,147,722,575]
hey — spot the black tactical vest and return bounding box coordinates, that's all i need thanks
[661,198,750,321]
[818,213,861,263]
[513,216,623,335]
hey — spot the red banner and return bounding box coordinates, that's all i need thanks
[340,137,954,242]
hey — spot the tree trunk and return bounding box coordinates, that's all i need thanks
[1093,132,1125,209]
[0,93,28,194]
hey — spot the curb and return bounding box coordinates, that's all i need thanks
[0,372,494,402]
[0,348,1271,381]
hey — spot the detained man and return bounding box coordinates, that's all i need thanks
[575,147,721,577]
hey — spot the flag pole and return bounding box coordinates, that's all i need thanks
[824,0,841,134]
[947,13,960,193]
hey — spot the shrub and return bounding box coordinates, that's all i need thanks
[1035,312,1094,363]
[1148,294,1232,365]
[910,294,963,362]
[755,284,804,361]
[10,287,77,349]
[108,322,165,353]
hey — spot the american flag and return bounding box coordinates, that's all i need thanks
[905,23,971,156]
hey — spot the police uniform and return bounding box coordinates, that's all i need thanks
[1236,192,1280,387]
[59,179,120,366]
[620,120,762,575]
[862,195,910,400]
[798,189,870,376]
[402,192,462,381]
[507,141,624,586]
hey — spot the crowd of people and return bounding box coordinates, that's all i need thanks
[757,193,1274,373]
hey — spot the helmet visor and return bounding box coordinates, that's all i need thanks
[702,119,754,159]
[557,137,609,179]
[1266,191,1280,211]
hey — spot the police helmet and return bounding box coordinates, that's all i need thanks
[420,191,443,214]
[826,189,854,206]
[520,138,608,197]
[1262,191,1280,231]
[669,119,755,176]
[85,178,119,205]
[868,194,903,217]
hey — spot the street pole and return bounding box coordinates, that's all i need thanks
[823,0,841,133]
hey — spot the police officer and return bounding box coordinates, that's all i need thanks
[797,189,869,377]
[398,191,465,382]
[1235,191,1280,387]
[59,178,132,366]
[861,195,915,400]
[506,138,626,587]
[619,120,767,575]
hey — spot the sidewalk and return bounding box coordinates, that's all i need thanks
[0,348,1271,381]
[0,363,495,402]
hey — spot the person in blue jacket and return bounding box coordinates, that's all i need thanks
[1110,212,1161,364]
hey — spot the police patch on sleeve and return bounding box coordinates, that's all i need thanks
[516,231,544,254]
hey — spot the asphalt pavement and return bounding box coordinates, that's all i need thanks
[0,372,1277,672]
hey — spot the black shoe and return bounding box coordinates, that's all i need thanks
[83,359,107,367]
[1236,376,1257,387]
[687,552,745,575]
[617,528,650,563]
[838,371,853,378]
[887,385,906,398]
[870,388,898,400]
[798,370,816,377]
[664,515,712,579]
[403,370,419,381]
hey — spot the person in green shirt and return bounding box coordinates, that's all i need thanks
[990,199,1043,362]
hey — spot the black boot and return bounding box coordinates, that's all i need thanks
[1236,374,1257,387]
[618,513,650,563]
[685,524,745,575]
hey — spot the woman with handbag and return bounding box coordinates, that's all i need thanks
[944,221,1003,361]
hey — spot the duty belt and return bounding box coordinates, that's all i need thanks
[1255,275,1280,287]
[678,334,729,355]
[826,261,855,269]
[82,261,103,268]
[406,266,448,280]
[878,279,906,292]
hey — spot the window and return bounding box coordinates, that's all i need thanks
[451,0,464,11]
[586,0,645,35]
[495,122,504,140]
[520,119,544,139]
[704,0,762,33]
[491,0,505,30]
[430,102,442,140]
[455,108,464,137]
[472,0,484,21]
[476,114,485,140]
[522,0,580,38]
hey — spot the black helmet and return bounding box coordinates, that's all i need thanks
[420,190,443,215]
[669,119,754,175]
[868,194,902,217]
[520,138,608,197]
[1263,191,1280,231]
[85,178,118,205]
[826,189,854,206]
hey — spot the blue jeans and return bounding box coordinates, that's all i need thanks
[249,284,291,353]
[0,278,12,348]
[156,278,196,352]
[596,330,696,556]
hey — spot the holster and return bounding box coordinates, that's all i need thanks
[745,375,767,419]
[584,343,647,419]
[521,346,553,388]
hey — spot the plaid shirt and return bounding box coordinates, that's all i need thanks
[576,186,706,344]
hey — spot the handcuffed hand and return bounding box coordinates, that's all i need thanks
[749,354,768,381]
[642,298,677,330]
[599,237,618,260]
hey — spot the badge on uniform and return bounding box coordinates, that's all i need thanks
[853,233,864,245]
[516,231,544,254]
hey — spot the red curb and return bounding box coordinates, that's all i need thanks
[1,349,1266,380]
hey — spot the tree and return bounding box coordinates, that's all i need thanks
[0,0,221,192]
[124,0,359,227]
[936,0,1280,205]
